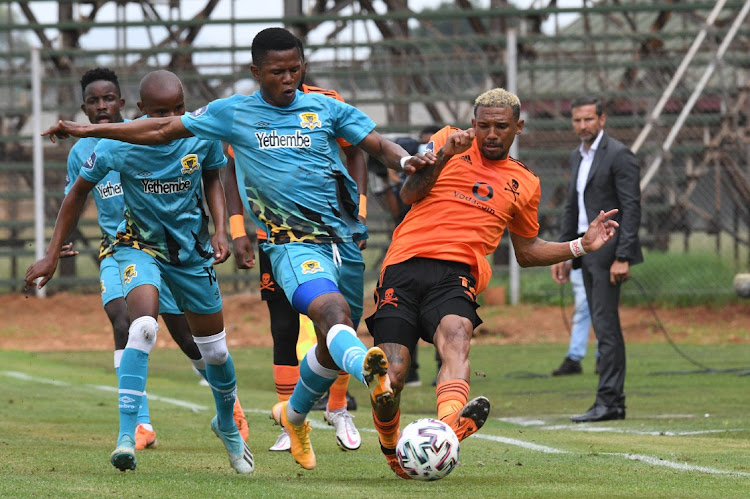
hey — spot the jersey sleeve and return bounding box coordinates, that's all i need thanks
[508,180,541,238]
[78,143,111,186]
[181,97,237,143]
[202,140,228,171]
[325,90,352,148]
[329,99,376,146]
[65,146,82,196]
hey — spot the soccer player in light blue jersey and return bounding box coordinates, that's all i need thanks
[41,27,431,472]
[28,70,253,475]
[64,68,249,453]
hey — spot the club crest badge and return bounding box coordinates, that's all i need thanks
[299,112,322,130]
[301,260,324,274]
[123,264,138,284]
[181,154,200,174]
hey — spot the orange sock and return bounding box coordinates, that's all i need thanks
[436,379,470,424]
[373,408,401,449]
[273,364,300,402]
[327,371,349,411]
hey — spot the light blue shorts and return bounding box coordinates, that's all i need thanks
[261,241,364,323]
[113,246,221,315]
[99,255,125,307]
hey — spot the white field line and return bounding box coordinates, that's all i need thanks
[1,370,209,412]
[4,370,749,477]
[498,416,746,437]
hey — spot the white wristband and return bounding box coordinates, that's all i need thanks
[399,155,412,171]
[569,237,587,258]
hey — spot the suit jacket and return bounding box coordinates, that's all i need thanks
[559,132,643,266]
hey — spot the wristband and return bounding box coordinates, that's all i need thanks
[358,193,367,219]
[569,237,587,258]
[229,214,246,240]
[399,155,412,171]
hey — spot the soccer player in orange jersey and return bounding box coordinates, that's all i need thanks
[365,88,620,479]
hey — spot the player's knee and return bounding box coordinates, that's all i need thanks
[194,330,229,365]
[126,316,159,354]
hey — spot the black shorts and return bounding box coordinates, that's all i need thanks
[258,244,285,301]
[365,257,482,349]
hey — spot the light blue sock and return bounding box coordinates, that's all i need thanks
[136,392,151,425]
[117,363,151,426]
[288,346,338,424]
[205,354,237,433]
[117,348,149,442]
[325,324,368,385]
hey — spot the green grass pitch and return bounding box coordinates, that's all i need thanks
[1,343,749,498]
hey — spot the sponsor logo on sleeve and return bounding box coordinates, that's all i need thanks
[189,105,208,118]
[83,152,96,170]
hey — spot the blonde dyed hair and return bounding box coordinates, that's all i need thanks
[474,88,521,120]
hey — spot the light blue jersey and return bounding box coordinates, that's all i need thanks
[66,136,124,259]
[181,90,374,244]
[80,131,226,266]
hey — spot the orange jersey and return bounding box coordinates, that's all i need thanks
[227,83,352,241]
[381,125,540,294]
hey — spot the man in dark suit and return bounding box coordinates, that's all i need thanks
[551,96,643,423]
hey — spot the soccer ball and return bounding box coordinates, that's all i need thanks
[396,418,460,481]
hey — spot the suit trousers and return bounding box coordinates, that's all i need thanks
[580,253,626,409]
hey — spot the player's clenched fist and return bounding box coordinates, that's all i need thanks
[442,128,476,156]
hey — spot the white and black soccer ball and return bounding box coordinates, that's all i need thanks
[396,418,460,481]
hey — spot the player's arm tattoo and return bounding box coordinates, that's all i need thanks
[400,149,452,205]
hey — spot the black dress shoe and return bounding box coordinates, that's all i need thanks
[552,357,582,376]
[571,404,625,423]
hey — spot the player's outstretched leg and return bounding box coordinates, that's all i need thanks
[324,372,361,451]
[437,379,490,441]
[111,316,158,471]
[194,331,253,474]
[193,356,250,443]
[325,325,393,403]
[373,409,411,480]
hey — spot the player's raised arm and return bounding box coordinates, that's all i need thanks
[42,115,193,145]
[25,177,96,290]
[510,209,619,268]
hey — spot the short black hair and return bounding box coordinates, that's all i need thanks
[251,27,302,67]
[571,96,603,116]
[80,67,120,100]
